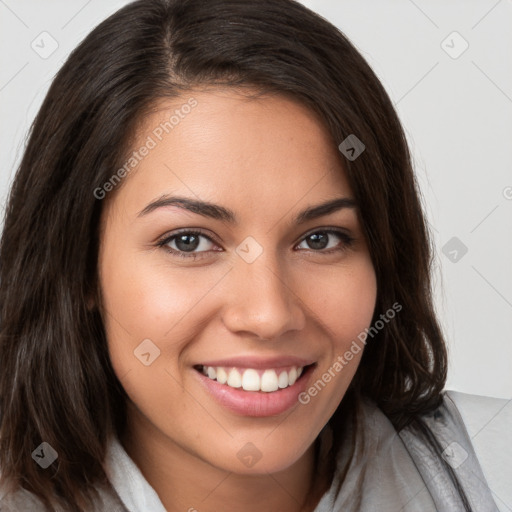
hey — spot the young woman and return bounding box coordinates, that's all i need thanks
[0,1,508,511]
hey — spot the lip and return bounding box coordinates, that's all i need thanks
[193,362,315,417]
[196,356,315,369]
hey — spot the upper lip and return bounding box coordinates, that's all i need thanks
[196,356,316,369]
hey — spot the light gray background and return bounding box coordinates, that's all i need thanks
[1,0,511,399]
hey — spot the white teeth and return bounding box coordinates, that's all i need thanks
[277,371,289,389]
[216,367,228,384]
[227,368,242,388]
[201,365,305,392]
[242,369,260,391]
[261,369,279,392]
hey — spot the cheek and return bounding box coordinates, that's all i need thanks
[299,255,377,347]
[99,246,227,351]
[98,252,203,431]
[98,246,235,420]
[293,255,377,415]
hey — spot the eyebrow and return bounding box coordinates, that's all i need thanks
[137,195,357,225]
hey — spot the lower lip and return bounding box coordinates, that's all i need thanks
[194,366,314,417]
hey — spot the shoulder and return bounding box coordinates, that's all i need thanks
[0,485,46,511]
[0,478,127,511]
[443,389,512,512]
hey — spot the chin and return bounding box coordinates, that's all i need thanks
[201,431,316,476]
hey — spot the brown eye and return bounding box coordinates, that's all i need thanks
[296,230,354,252]
[157,230,219,259]
[173,233,202,252]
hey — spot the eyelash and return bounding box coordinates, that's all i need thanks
[156,228,355,261]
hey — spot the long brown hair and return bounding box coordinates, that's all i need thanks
[0,0,447,510]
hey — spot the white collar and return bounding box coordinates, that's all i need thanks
[104,436,167,512]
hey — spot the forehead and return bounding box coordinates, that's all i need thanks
[106,88,352,223]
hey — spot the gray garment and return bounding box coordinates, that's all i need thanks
[314,391,499,511]
[0,480,127,512]
[0,391,499,511]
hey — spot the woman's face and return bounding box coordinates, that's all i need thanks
[98,88,377,475]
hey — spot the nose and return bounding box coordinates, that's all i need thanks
[220,252,306,341]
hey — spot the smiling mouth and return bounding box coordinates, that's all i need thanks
[193,364,313,393]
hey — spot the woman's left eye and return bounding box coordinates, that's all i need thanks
[295,230,354,252]
[157,228,354,260]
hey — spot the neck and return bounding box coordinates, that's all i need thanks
[119,406,332,512]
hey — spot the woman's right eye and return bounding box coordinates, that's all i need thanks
[157,230,220,260]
